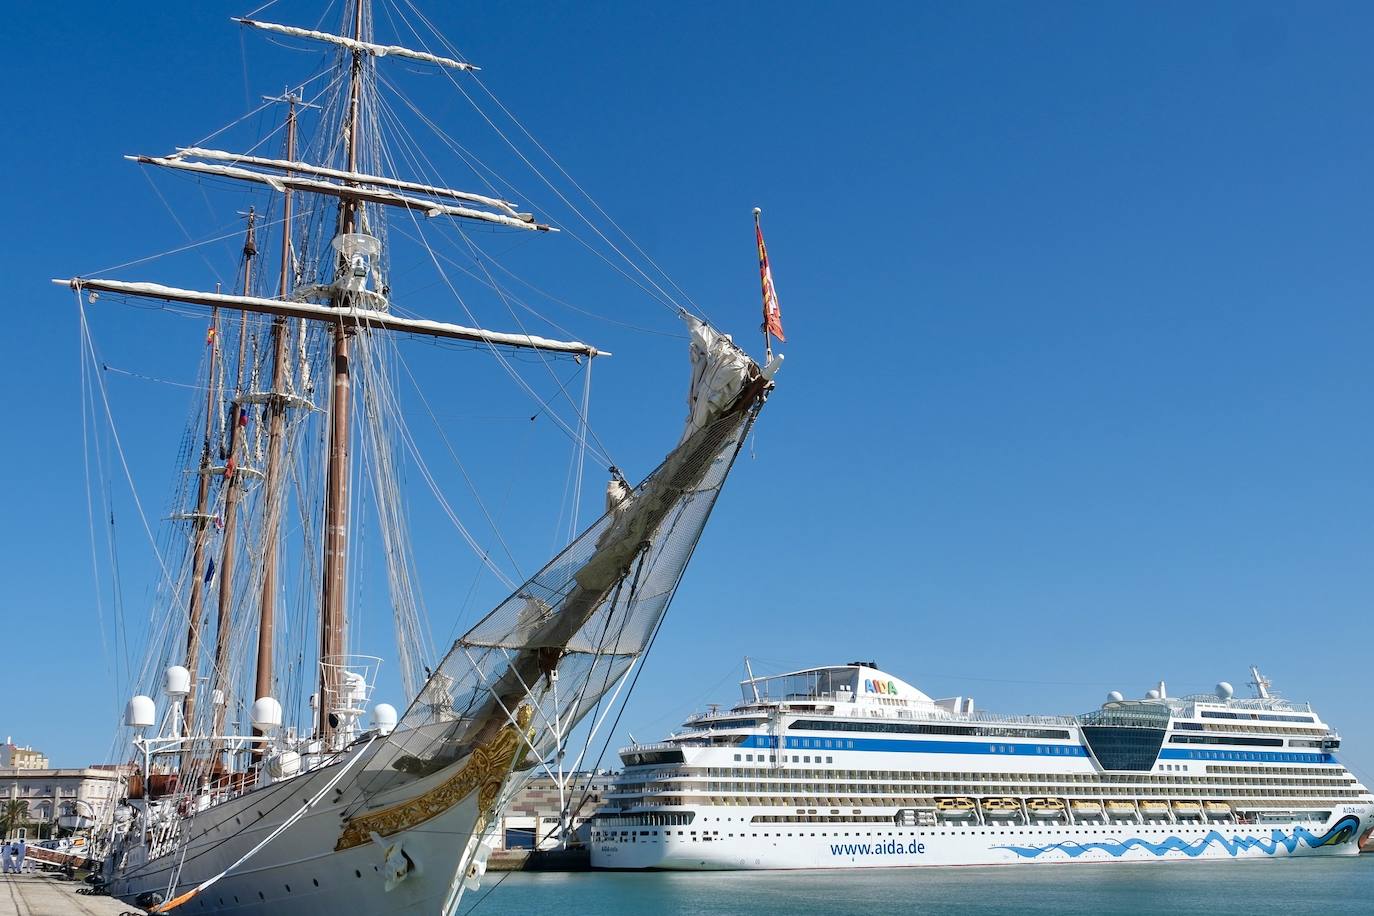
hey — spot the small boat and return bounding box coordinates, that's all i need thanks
[936,797,976,816]
[1140,800,1170,816]
[982,797,1021,813]
[1071,800,1104,813]
[1028,798,1066,817]
[1106,801,1138,813]
[1172,801,1203,814]
[1204,801,1232,814]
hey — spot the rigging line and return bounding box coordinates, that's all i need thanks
[561,557,648,813]
[191,64,335,149]
[390,346,527,582]
[442,415,537,647]
[567,358,592,544]
[79,317,117,712]
[450,222,617,468]
[395,0,698,320]
[365,335,519,590]
[373,146,610,468]
[372,97,613,442]
[76,289,189,639]
[372,68,687,317]
[80,214,283,277]
[476,240,686,339]
[470,72,712,323]
[141,171,226,286]
[243,0,281,18]
[102,363,206,391]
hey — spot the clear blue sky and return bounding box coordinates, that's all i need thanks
[1,1,1371,787]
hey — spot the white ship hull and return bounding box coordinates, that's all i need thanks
[591,663,1374,875]
[107,741,500,914]
[593,806,1373,870]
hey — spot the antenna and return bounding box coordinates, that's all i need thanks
[744,656,761,702]
[1248,665,1272,700]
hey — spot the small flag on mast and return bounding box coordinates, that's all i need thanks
[754,208,785,346]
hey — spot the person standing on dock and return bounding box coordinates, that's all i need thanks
[15,839,25,873]
[1,840,12,874]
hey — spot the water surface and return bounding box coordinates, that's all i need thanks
[460,857,1373,915]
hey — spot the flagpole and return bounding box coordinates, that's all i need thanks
[755,207,773,362]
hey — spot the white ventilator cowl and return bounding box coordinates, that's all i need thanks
[251,696,284,732]
[126,695,156,729]
[164,665,192,698]
[372,703,398,735]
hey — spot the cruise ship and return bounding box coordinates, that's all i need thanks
[589,663,1373,868]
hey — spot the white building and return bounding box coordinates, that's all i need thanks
[1,765,126,835]
[1,738,49,770]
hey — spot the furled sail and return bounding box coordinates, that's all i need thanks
[386,314,770,773]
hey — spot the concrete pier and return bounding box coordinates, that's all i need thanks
[0,874,142,916]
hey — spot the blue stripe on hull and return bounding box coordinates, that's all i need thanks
[737,734,1337,765]
[994,815,1362,859]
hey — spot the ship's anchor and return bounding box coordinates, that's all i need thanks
[371,831,418,891]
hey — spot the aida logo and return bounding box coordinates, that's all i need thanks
[864,679,898,695]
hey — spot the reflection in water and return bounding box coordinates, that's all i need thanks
[461,858,1374,916]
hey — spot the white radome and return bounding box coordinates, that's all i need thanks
[164,665,191,698]
[125,695,156,729]
[250,696,283,732]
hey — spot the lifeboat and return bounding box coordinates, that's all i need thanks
[981,797,1021,813]
[1106,801,1138,814]
[1204,801,1232,816]
[936,797,976,817]
[1071,800,1104,814]
[1027,798,1066,817]
[1139,800,1169,816]
[1172,801,1203,815]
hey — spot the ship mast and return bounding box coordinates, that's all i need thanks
[319,0,367,745]
[56,0,607,752]
[252,93,299,757]
[181,312,222,740]
[210,210,258,750]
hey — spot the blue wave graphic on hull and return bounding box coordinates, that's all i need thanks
[994,815,1360,859]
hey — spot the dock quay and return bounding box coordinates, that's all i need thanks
[488,845,591,872]
[1,874,142,916]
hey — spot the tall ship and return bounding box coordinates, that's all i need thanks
[590,663,1373,868]
[57,2,776,912]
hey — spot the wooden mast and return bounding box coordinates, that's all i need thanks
[253,94,297,757]
[182,311,222,740]
[319,0,366,745]
[211,210,258,751]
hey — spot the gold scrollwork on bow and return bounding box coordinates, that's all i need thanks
[335,705,534,851]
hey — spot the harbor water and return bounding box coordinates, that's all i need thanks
[459,856,1373,915]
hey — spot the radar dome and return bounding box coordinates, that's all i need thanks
[372,703,399,736]
[251,696,283,732]
[164,665,191,698]
[1107,690,1124,703]
[1215,681,1234,700]
[125,695,156,729]
[1145,689,1160,700]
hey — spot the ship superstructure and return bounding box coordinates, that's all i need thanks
[590,663,1373,868]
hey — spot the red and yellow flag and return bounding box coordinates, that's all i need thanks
[755,214,785,343]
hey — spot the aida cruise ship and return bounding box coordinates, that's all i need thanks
[589,663,1373,869]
